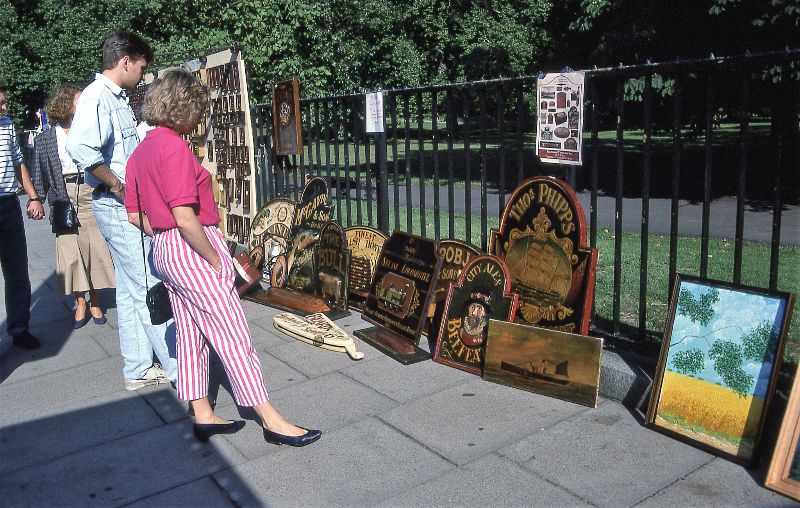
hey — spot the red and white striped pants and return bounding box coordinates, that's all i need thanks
[152,225,269,407]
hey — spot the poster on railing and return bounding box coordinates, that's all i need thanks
[365,91,384,133]
[536,71,584,166]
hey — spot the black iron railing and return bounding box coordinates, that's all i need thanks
[251,49,800,354]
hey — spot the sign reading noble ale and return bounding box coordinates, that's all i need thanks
[434,255,519,376]
[355,231,441,364]
[489,176,597,335]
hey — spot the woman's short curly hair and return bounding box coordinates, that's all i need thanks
[143,69,208,130]
[45,83,83,124]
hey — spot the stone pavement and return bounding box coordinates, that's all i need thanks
[0,202,794,507]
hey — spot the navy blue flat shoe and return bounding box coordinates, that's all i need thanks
[92,316,107,325]
[193,420,246,442]
[73,314,91,329]
[263,427,321,447]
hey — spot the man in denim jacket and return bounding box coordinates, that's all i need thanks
[67,31,177,390]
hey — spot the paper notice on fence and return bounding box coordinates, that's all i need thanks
[536,72,585,166]
[365,91,384,133]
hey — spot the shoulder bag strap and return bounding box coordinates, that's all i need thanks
[135,180,149,289]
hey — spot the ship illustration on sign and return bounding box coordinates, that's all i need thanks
[500,358,569,385]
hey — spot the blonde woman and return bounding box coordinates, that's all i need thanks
[125,69,320,446]
[32,83,115,328]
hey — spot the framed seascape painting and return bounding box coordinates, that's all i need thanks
[646,274,795,465]
[765,369,800,501]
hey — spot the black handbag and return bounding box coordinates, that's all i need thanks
[136,181,173,325]
[51,181,81,235]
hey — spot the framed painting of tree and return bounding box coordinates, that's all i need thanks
[646,274,795,465]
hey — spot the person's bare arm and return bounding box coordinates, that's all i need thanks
[127,211,154,237]
[86,163,125,201]
[171,206,221,271]
[15,162,44,220]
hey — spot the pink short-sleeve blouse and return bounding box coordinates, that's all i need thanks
[125,127,220,230]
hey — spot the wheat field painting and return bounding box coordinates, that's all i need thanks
[650,276,792,462]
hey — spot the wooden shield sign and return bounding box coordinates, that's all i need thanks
[434,255,519,376]
[314,221,351,318]
[283,177,332,292]
[249,198,295,284]
[489,176,597,335]
[355,231,441,364]
[272,77,302,155]
[345,226,388,311]
[427,239,481,338]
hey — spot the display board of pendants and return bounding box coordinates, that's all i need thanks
[130,49,257,245]
[241,174,602,408]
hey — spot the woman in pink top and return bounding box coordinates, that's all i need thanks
[125,69,320,447]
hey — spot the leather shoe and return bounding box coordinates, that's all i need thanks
[263,427,321,447]
[73,314,91,329]
[92,316,107,325]
[193,420,246,442]
[12,331,40,349]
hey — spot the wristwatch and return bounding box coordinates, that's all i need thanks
[27,196,41,205]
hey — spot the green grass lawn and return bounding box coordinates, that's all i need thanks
[337,201,800,358]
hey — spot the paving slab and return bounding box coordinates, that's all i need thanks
[0,325,108,384]
[0,419,246,507]
[248,316,296,349]
[137,385,191,424]
[202,350,310,412]
[636,458,793,507]
[0,391,162,474]
[268,336,383,378]
[213,417,455,507]
[380,378,591,465]
[0,357,124,426]
[88,328,122,358]
[376,453,590,507]
[126,477,235,507]
[341,354,474,404]
[498,400,714,507]
[216,371,398,460]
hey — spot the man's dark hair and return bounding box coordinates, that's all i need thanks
[101,31,154,70]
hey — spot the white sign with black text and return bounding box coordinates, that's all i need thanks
[365,91,384,133]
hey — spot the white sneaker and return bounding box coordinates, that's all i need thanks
[125,364,170,391]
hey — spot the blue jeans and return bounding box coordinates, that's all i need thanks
[92,194,177,381]
[0,196,31,336]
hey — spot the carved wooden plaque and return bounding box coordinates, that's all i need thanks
[314,221,351,317]
[489,176,597,335]
[427,240,481,339]
[249,198,295,284]
[282,177,332,291]
[355,231,441,364]
[433,255,519,376]
[345,226,388,311]
[272,77,302,156]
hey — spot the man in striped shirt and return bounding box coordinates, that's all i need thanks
[0,82,44,349]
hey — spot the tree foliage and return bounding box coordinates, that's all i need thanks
[671,348,705,376]
[677,288,720,327]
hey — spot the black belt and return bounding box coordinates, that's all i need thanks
[64,174,84,184]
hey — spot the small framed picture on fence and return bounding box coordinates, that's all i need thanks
[272,77,302,156]
[646,274,795,465]
[765,368,800,501]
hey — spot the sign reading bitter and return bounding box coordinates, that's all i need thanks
[345,226,387,311]
[489,176,597,335]
[434,255,519,376]
[355,231,441,364]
